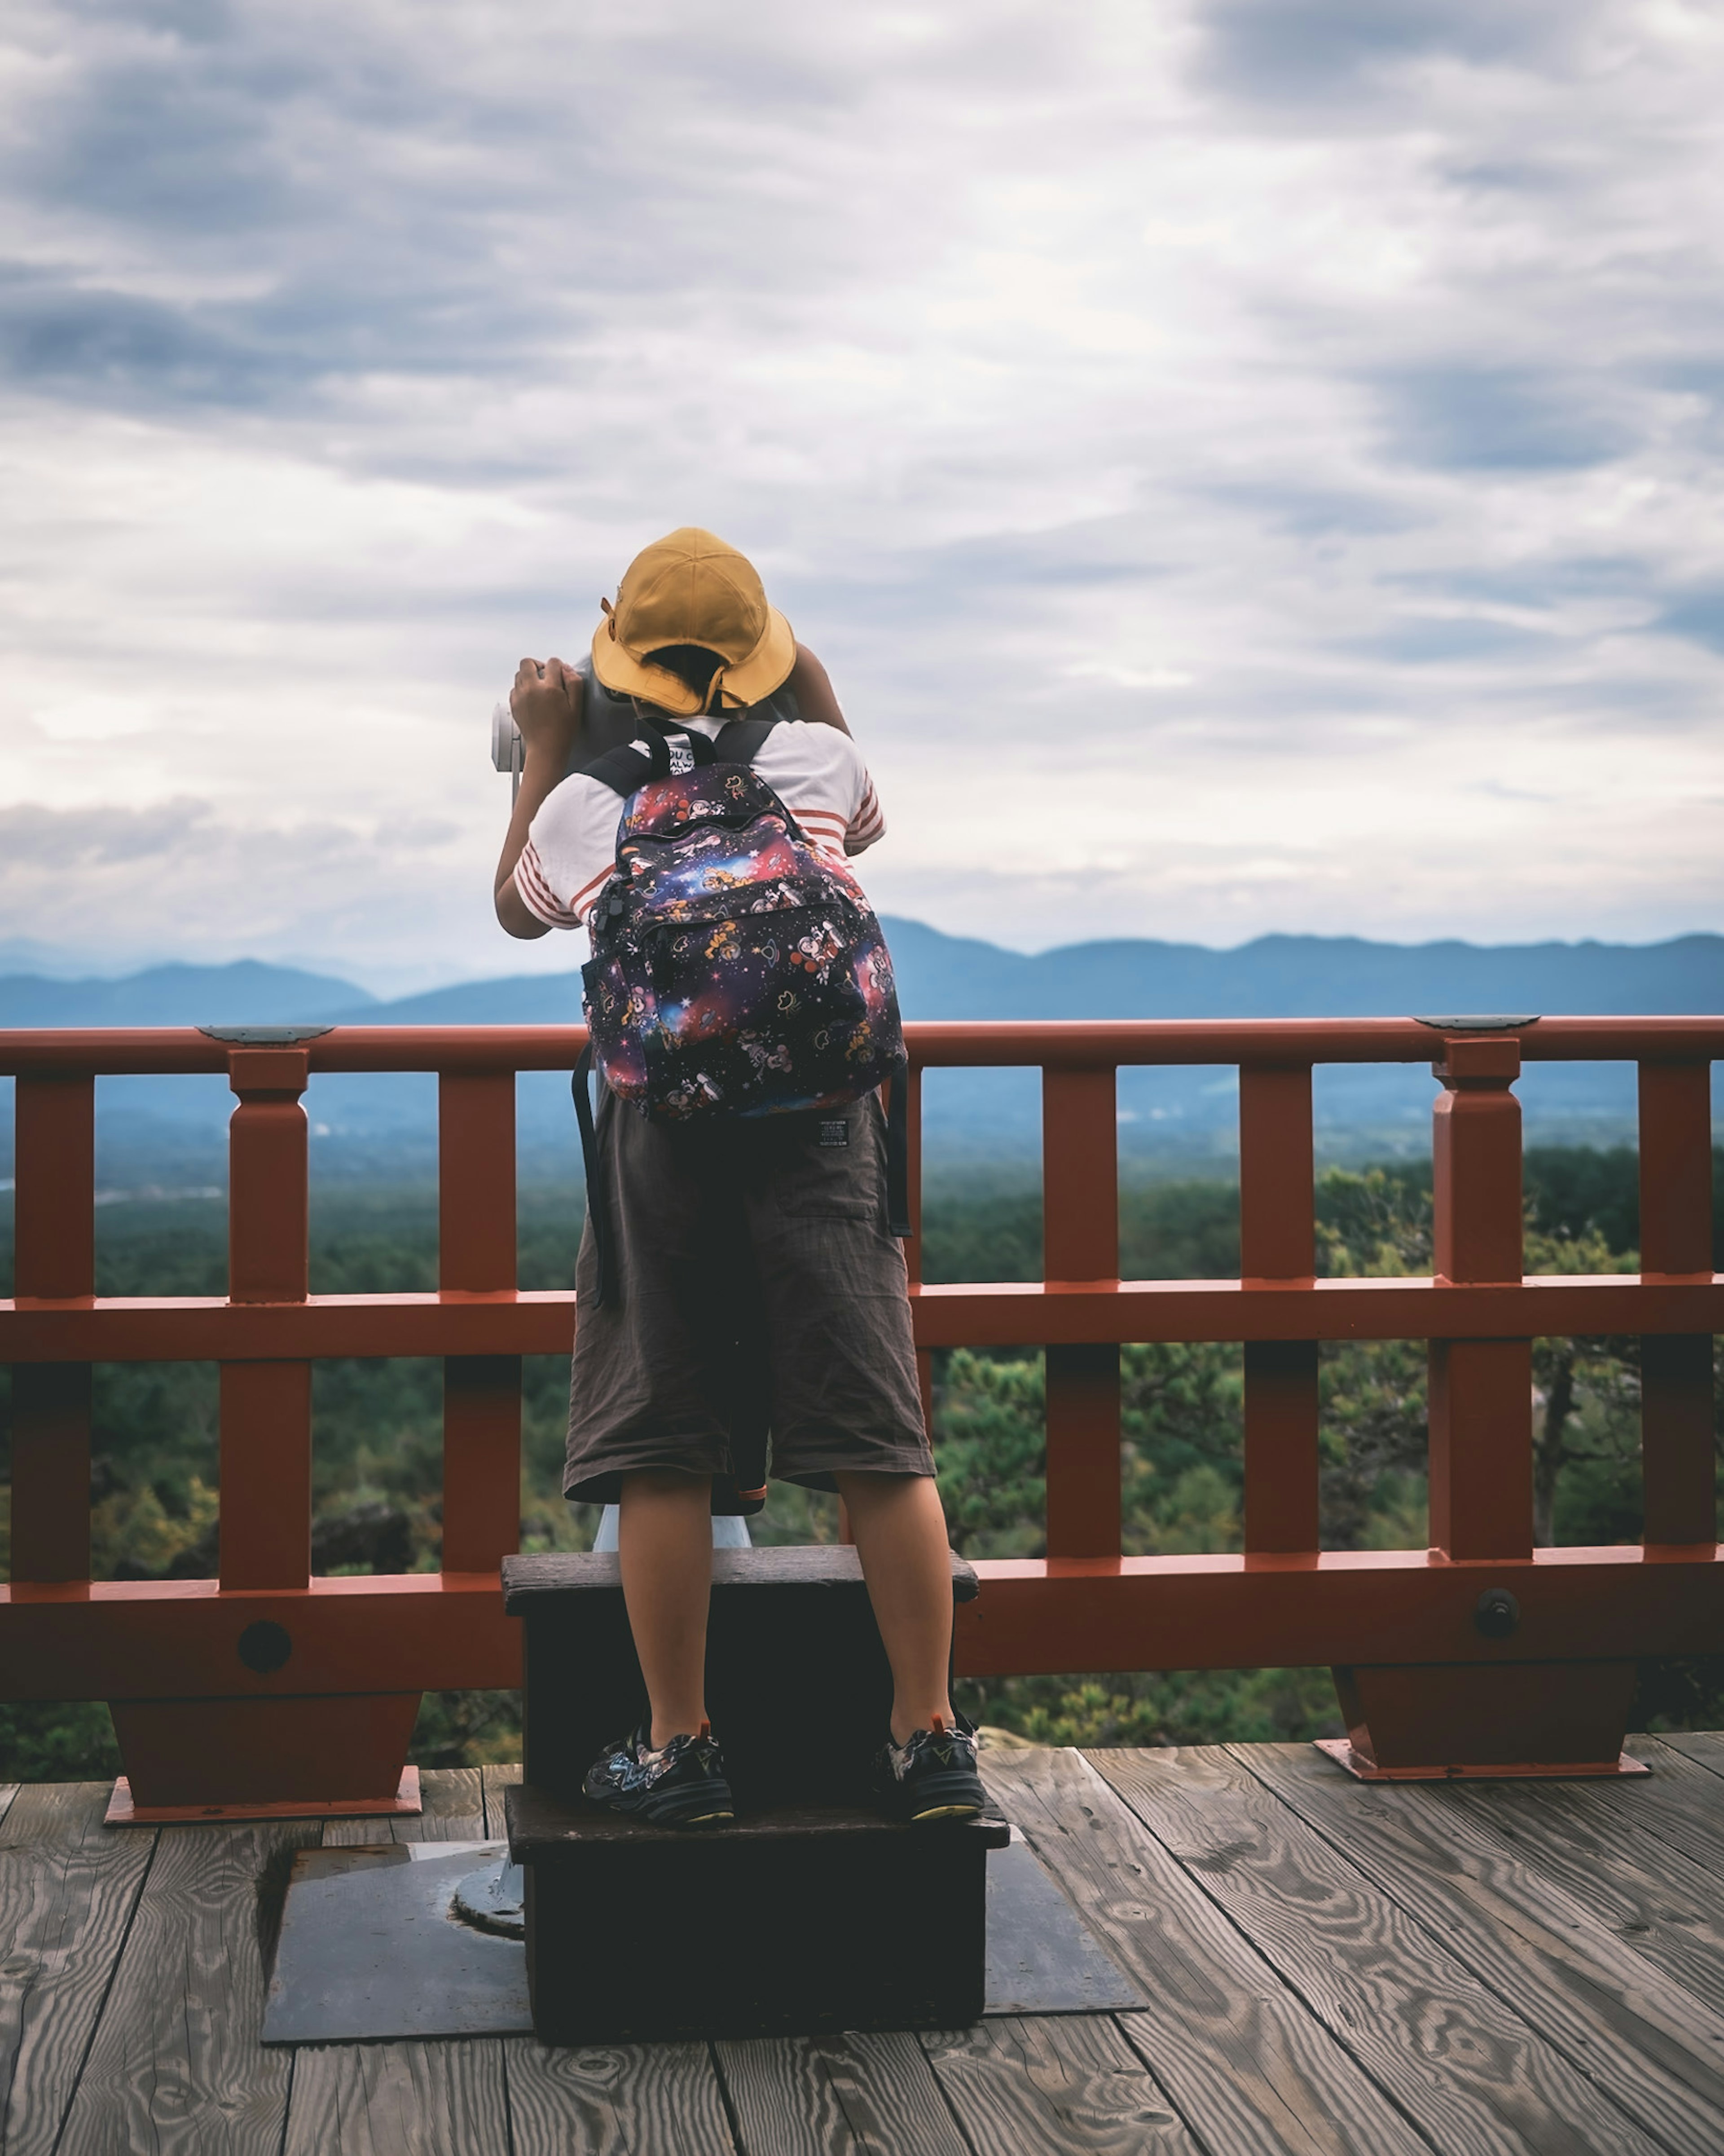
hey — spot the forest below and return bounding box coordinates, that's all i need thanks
[2,1145,1720,1778]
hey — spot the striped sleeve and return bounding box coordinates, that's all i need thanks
[515,772,627,930]
[844,776,885,855]
[513,840,585,931]
[794,806,853,858]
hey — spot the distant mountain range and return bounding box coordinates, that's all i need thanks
[2,923,1717,1181]
[0,959,378,1030]
[4,922,1722,1027]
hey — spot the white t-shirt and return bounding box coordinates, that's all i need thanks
[514,715,886,931]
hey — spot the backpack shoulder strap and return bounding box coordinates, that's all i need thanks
[712,716,778,765]
[581,724,719,797]
[581,741,658,797]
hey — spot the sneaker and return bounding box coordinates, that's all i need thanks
[583,1720,735,1829]
[874,1711,986,1824]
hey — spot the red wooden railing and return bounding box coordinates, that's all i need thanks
[1,1018,1719,1802]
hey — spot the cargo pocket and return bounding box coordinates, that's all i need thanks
[773,1104,886,1221]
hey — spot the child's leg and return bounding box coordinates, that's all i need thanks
[835,1471,955,1744]
[617,1468,714,1748]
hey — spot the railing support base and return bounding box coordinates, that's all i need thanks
[1315,1742,1647,1782]
[106,1766,423,1825]
[107,1693,423,1815]
[1324,1660,1646,1780]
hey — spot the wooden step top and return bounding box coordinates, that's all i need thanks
[506,1777,1009,1858]
[502,1544,979,1616]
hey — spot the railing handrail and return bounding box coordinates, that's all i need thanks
[3,1013,1724,1077]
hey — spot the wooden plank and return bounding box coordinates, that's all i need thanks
[980,1749,1428,2156]
[1609,1736,1724,1886]
[0,1782,157,2156]
[321,1766,486,1848]
[1442,1775,1724,2022]
[924,2014,1199,2154]
[1240,1741,1724,2153]
[293,1764,510,2152]
[717,2030,962,2156]
[283,2041,510,2156]
[57,1818,317,2155]
[1659,1731,1724,1781]
[1093,1744,1666,2156]
[481,1763,520,1841]
[509,2038,733,2156]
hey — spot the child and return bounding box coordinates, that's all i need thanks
[493,527,985,1829]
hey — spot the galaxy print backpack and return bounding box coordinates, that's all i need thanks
[572,717,910,1292]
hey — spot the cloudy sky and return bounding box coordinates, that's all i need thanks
[1,0,1721,993]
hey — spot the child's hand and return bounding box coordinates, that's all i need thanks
[510,656,581,760]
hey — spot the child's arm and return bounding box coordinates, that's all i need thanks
[494,657,583,939]
[786,644,852,736]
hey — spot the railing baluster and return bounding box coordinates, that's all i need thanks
[901,1061,934,1439]
[439,1071,521,1574]
[1042,1064,1120,1559]
[1239,1064,1319,1552]
[15,1074,95,1297]
[221,1048,312,1590]
[1428,1035,1532,1559]
[11,1072,95,1583]
[1638,1058,1716,1546]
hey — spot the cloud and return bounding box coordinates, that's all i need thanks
[0,269,293,407]
[1656,592,1724,656]
[0,0,1722,980]
[0,796,512,993]
[1196,0,1592,107]
[1368,366,1636,472]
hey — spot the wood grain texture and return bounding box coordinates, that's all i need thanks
[320,1766,487,1847]
[0,1782,157,2156]
[716,2030,964,2156]
[1093,1744,1662,2156]
[924,2014,1198,2155]
[981,1748,1429,2156]
[0,1782,18,1827]
[506,2038,733,2156]
[480,1763,520,1841]
[401,1766,485,1841]
[1614,1736,1724,1884]
[283,2039,510,2156]
[55,1818,317,2155]
[1445,1774,1724,2020]
[1241,1741,1724,2155]
[13,1741,1724,2156]
[295,1765,509,2152]
[1660,1732,1724,1782]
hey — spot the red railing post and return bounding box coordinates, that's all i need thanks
[1042,1065,1120,1559]
[1329,1030,1644,1779]
[1239,1065,1319,1552]
[1638,1059,1716,1546]
[1428,1035,1533,1561]
[10,1075,95,1583]
[220,1048,312,1590]
[439,1071,522,1574]
[106,1041,423,1816]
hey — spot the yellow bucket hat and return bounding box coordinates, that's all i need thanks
[591,527,796,715]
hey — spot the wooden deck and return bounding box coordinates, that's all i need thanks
[5,1734,1724,2154]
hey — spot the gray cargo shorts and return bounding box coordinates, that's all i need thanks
[563,1088,932,1504]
